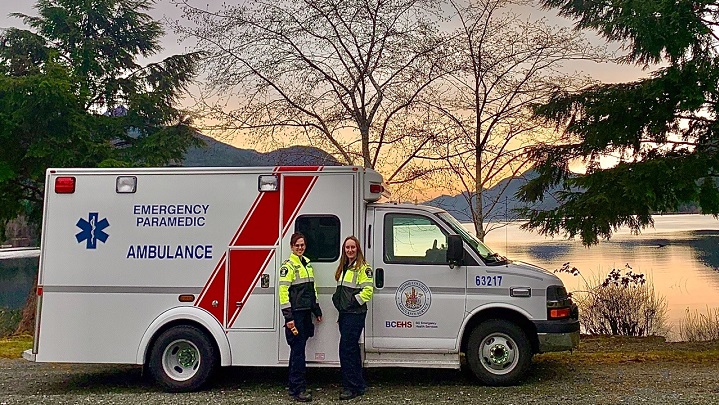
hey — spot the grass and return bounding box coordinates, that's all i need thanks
[679,306,719,341]
[1,334,718,364]
[0,307,22,337]
[537,335,719,365]
[0,335,32,359]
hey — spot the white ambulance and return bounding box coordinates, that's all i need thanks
[24,165,578,391]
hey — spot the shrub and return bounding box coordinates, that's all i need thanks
[679,307,719,342]
[0,307,22,338]
[557,263,668,337]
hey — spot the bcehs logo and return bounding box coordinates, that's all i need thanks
[75,212,110,249]
[394,280,432,317]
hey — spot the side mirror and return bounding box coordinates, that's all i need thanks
[447,235,464,268]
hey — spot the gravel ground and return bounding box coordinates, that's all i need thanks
[1,352,719,405]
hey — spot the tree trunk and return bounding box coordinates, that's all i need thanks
[360,123,372,169]
[15,276,37,336]
[474,136,485,241]
[474,190,485,241]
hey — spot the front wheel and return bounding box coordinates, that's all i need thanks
[466,319,532,386]
[148,325,218,392]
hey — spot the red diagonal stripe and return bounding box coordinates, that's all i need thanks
[233,189,281,247]
[196,166,322,328]
[226,248,274,325]
[195,255,226,323]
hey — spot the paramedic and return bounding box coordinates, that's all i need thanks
[279,232,323,402]
[331,236,373,400]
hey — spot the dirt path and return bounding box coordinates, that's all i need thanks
[1,337,719,405]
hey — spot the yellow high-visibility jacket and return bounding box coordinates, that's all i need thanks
[278,253,322,322]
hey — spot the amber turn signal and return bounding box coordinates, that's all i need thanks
[178,294,195,303]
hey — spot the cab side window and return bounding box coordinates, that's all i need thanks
[384,214,448,265]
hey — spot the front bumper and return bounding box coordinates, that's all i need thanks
[533,308,580,353]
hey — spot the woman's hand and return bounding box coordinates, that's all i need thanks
[316,316,322,323]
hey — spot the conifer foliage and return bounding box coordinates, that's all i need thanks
[0,0,202,237]
[519,1,719,245]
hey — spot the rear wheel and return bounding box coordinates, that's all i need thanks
[466,319,532,386]
[148,325,218,392]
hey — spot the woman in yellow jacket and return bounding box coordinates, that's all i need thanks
[279,232,322,402]
[332,235,373,400]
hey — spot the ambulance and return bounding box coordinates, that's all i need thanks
[24,165,579,391]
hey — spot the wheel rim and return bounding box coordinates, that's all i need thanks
[478,332,519,375]
[162,339,201,382]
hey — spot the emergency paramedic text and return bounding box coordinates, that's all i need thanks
[133,204,209,227]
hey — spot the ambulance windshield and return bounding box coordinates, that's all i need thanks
[436,212,505,263]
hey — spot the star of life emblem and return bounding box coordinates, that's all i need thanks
[75,212,110,249]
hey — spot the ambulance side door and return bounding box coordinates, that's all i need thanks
[278,171,357,364]
[368,209,466,351]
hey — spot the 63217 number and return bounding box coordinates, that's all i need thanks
[475,275,502,286]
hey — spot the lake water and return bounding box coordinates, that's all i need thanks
[480,214,719,339]
[2,214,718,340]
[0,252,39,310]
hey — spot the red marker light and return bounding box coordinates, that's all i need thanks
[55,177,76,194]
[369,184,383,194]
[549,308,571,319]
[37,286,43,296]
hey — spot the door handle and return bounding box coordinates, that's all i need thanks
[261,274,270,288]
[375,267,384,289]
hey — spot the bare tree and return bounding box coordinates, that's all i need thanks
[175,0,449,179]
[427,0,605,240]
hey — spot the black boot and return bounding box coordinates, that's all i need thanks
[291,391,312,402]
[339,390,358,400]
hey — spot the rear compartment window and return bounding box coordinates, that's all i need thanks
[295,215,341,262]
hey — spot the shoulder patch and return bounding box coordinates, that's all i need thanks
[365,267,373,278]
[280,266,288,277]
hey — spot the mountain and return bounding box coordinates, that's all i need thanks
[425,168,705,222]
[183,136,557,222]
[424,170,561,222]
[183,134,341,167]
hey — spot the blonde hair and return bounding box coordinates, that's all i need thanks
[335,236,367,281]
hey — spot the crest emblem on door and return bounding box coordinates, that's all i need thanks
[395,280,432,317]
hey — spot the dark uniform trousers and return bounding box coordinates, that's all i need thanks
[285,310,314,396]
[338,312,367,394]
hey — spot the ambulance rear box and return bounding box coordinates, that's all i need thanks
[24,166,579,391]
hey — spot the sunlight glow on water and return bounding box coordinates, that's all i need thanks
[479,214,719,339]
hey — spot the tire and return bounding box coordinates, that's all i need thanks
[466,319,532,386]
[148,325,218,392]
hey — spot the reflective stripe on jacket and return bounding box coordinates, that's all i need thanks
[332,261,373,314]
[278,253,322,322]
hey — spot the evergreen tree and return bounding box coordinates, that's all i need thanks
[0,0,202,238]
[518,0,719,245]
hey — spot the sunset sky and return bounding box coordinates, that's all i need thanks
[0,0,652,193]
[0,0,651,107]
